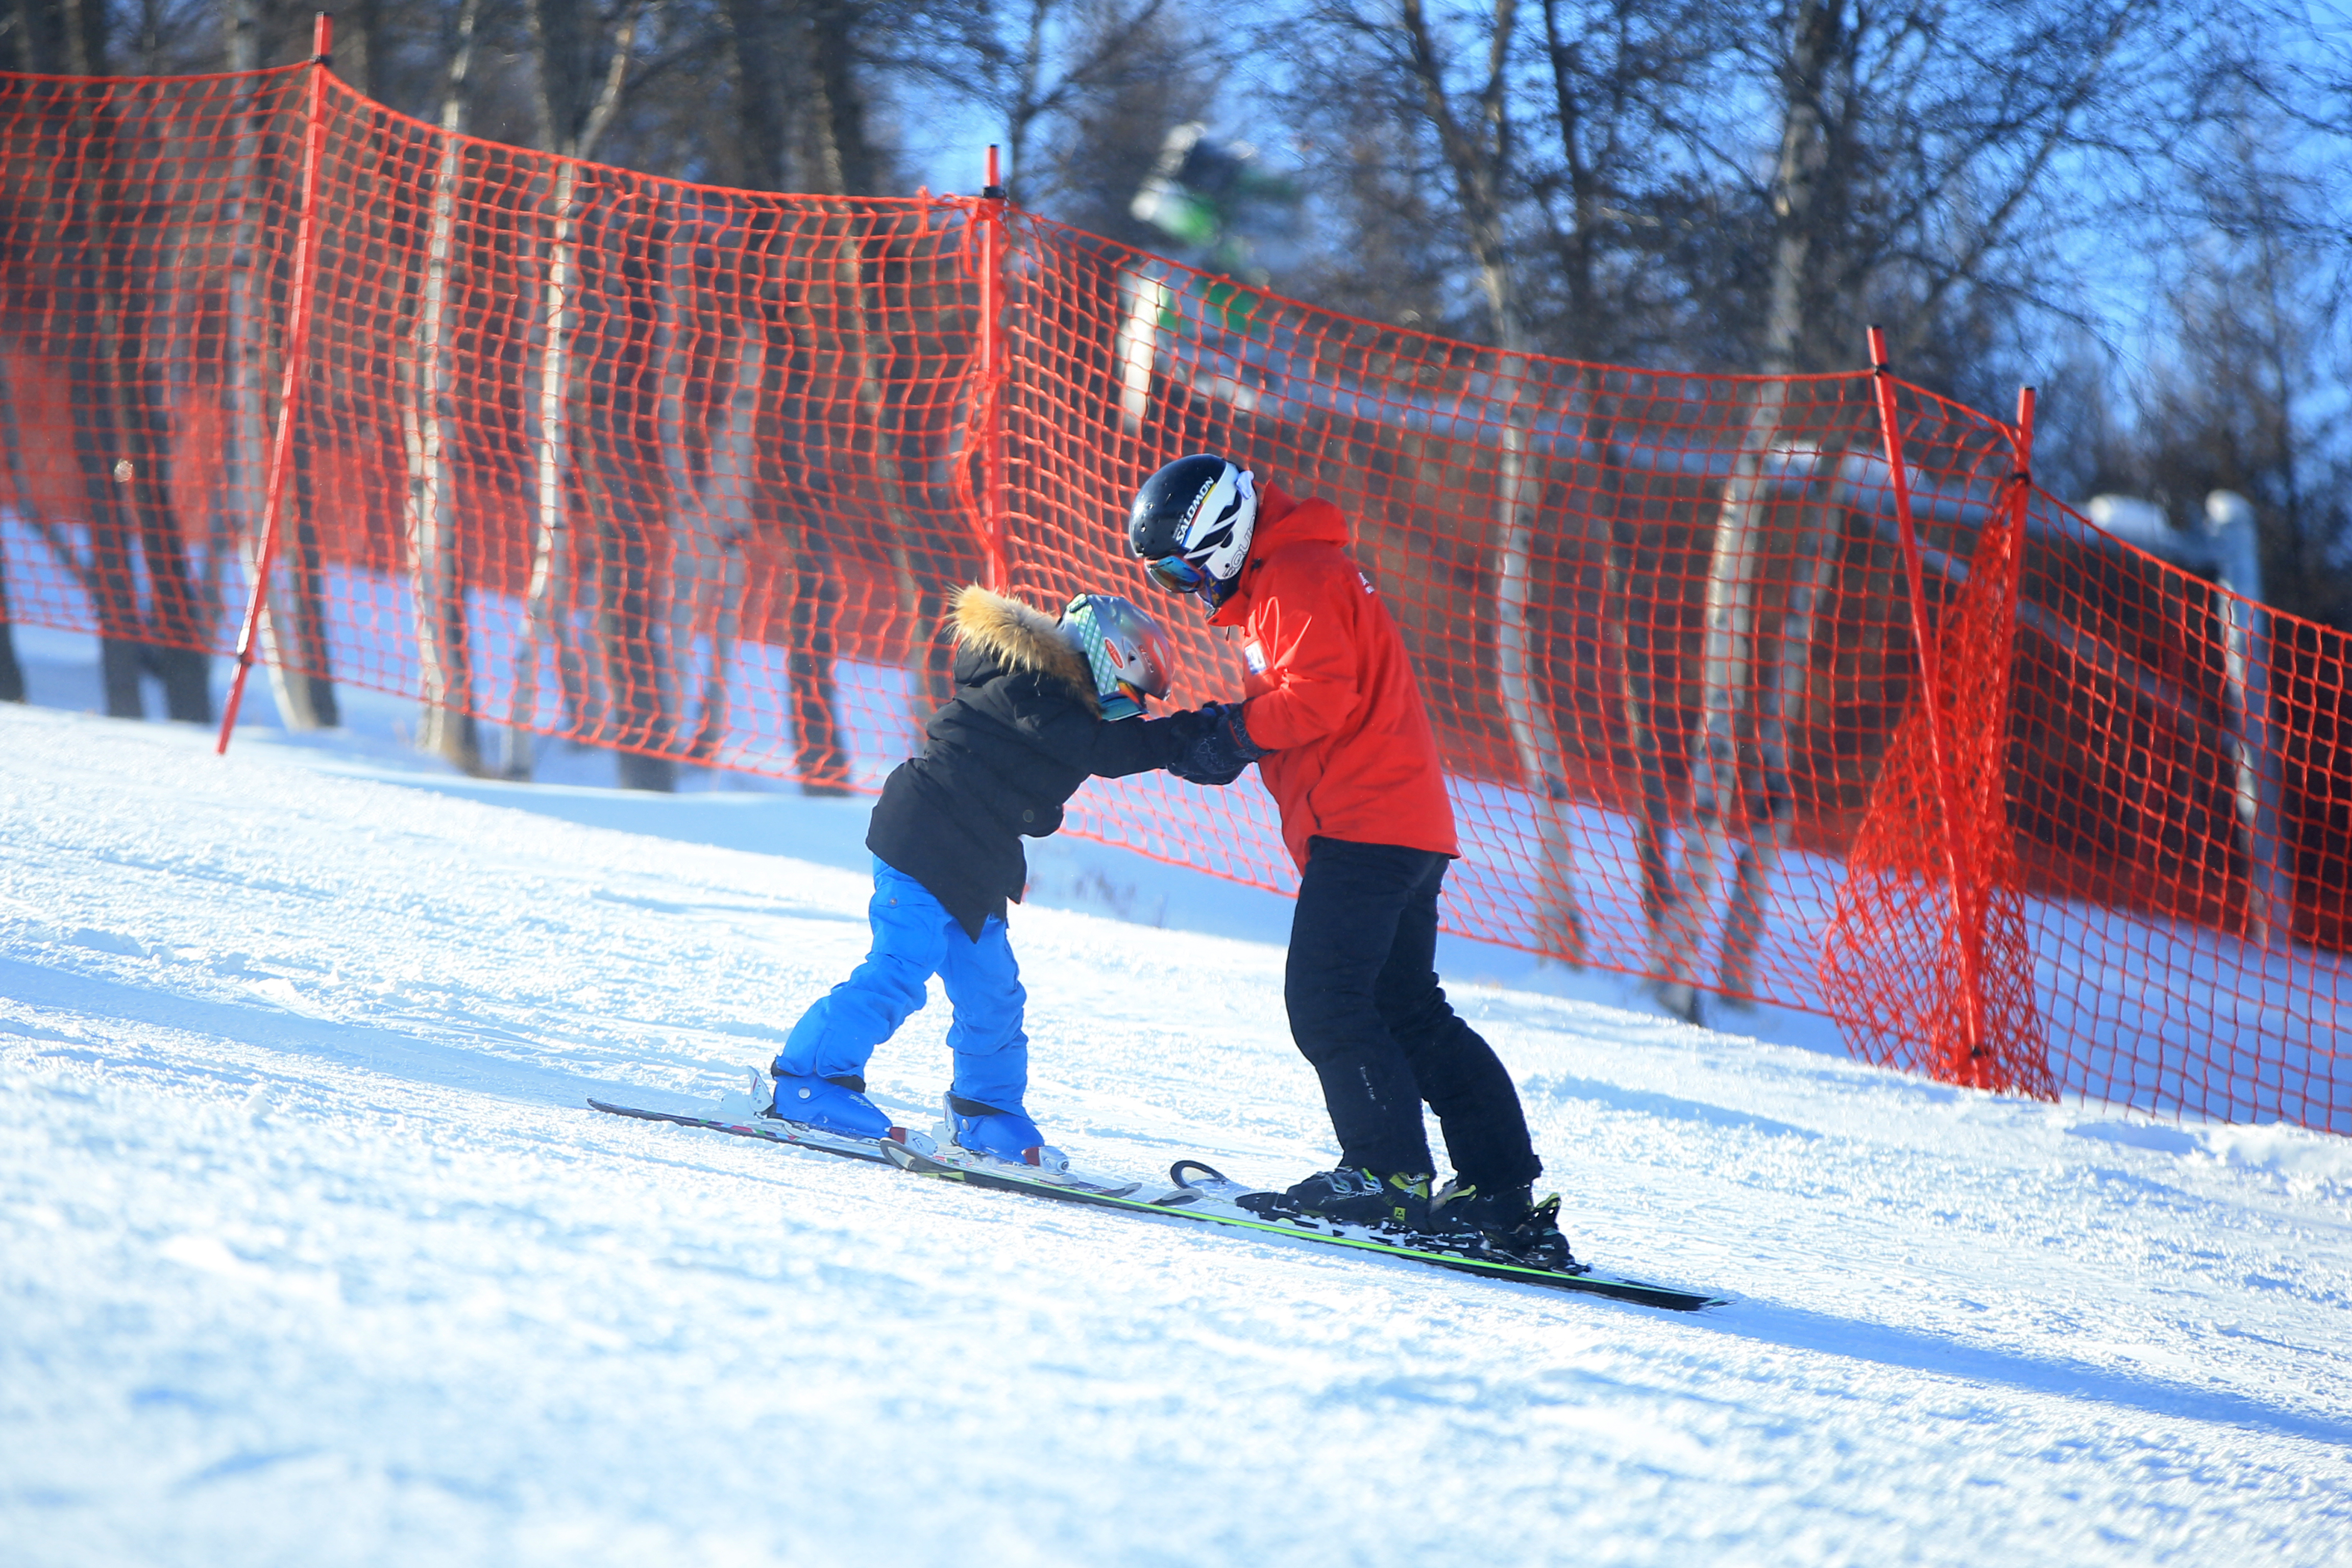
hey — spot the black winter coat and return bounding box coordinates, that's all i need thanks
[866,587,1183,939]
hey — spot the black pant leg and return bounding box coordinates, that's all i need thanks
[1284,839,1437,1177]
[1373,858,1543,1192]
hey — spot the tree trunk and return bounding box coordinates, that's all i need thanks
[8,0,67,74]
[1648,0,1839,1021]
[722,0,794,191]
[1494,416,1589,964]
[724,2,849,788]
[766,225,850,794]
[657,218,766,777]
[1583,396,1672,924]
[1717,439,1851,998]
[509,159,583,777]
[807,0,879,197]
[582,204,674,793]
[226,1,338,731]
[0,562,21,701]
[510,0,651,778]
[53,8,150,717]
[342,0,382,99]
[776,193,933,751]
[1397,0,1589,961]
[0,345,25,700]
[111,96,211,724]
[399,4,486,771]
[1647,381,1784,1015]
[787,542,848,789]
[1545,2,1667,928]
[801,6,934,742]
[764,222,851,794]
[654,235,709,763]
[113,254,213,723]
[0,347,44,701]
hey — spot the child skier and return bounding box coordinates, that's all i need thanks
[765,586,1190,1169]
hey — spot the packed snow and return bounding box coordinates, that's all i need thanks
[4,632,2350,1566]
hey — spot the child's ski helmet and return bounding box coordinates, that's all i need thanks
[1127,453,1257,610]
[1060,594,1174,720]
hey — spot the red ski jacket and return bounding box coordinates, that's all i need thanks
[1208,483,1459,870]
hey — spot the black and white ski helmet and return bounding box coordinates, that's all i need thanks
[1060,593,1175,720]
[1126,453,1257,607]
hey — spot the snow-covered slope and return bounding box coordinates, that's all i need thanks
[5,700,2350,1567]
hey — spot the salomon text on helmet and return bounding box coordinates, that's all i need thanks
[1126,454,1257,610]
[1060,593,1175,720]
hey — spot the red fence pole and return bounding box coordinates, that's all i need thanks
[976,144,1009,591]
[2001,385,2036,685]
[1868,324,1989,1075]
[216,13,333,754]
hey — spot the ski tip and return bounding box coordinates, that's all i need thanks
[1584,1279,1729,1311]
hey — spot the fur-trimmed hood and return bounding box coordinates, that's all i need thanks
[950,585,1098,713]
[869,584,1185,938]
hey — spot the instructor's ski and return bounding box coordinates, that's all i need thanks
[882,1141,1725,1311]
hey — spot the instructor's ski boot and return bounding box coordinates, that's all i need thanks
[765,1070,893,1140]
[1434,1182,1578,1271]
[1239,1166,1461,1238]
[945,1093,1069,1171]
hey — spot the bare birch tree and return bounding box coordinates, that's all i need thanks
[1646,0,2175,1019]
[397,0,487,770]
[1307,0,1593,962]
[1643,0,1841,1018]
[508,0,657,779]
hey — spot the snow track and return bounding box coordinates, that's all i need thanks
[4,703,2350,1566]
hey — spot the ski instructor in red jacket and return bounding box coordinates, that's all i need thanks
[1129,453,1571,1270]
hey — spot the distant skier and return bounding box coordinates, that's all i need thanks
[1125,454,1571,1267]
[765,587,1193,1169]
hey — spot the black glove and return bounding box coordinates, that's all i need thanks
[1158,706,1218,753]
[1167,702,1266,787]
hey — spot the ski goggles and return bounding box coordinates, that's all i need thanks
[1143,552,1214,595]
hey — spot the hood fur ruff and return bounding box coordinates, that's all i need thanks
[950,585,1099,714]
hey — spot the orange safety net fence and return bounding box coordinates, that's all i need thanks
[1821,451,2055,1099]
[1,62,2344,1134]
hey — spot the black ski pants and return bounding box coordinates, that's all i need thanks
[1284,837,1541,1193]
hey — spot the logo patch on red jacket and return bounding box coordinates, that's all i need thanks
[1244,641,1266,674]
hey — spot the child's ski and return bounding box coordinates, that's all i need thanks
[585,1096,920,1166]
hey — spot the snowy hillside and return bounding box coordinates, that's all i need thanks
[5,678,2351,1564]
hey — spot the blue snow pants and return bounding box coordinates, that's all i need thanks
[774,856,1031,1112]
